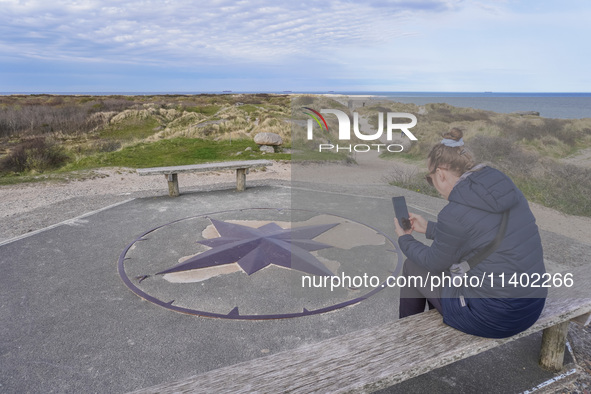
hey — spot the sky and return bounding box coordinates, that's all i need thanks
[0,0,590,93]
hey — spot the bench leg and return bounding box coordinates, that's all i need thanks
[166,174,180,197]
[539,321,570,371]
[236,168,246,192]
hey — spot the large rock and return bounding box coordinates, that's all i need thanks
[254,132,283,146]
[259,145,275,153]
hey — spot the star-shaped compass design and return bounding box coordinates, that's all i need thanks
[157,219,339,277]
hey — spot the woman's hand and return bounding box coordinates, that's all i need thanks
[409,213,428,234]
[394,217,413,237]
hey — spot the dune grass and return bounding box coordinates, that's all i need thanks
[2,94,591,216]
[63,138,290,171]
[367,101,591,216]
[0,138,290,185]
[97,117,160,141]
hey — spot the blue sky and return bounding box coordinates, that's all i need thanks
[1,0,590,93]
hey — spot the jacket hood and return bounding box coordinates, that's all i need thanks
[448,166,519,213]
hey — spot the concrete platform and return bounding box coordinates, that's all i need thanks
[0,182,586,393]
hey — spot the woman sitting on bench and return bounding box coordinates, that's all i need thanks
[394,128,547,338]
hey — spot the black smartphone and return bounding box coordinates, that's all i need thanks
[392,196,412,231]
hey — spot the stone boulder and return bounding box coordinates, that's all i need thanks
[259,145,275,153]
[254,132,283,146]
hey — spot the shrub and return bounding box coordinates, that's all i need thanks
[513,161,591,216]
[497,118,575,145]
[292,96,315,106]
[0,137,69,173]
[469,135,514,163]
[421,103,492,123]
[385,166,440,197]
[91,140,121,153]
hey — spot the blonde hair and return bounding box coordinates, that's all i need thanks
[427,128,476,175]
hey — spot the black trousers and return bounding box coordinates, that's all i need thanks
[398,258,444,319]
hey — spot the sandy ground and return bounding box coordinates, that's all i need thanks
[0,162,291,222]
[562,147,591,167]
[1,155,590,245]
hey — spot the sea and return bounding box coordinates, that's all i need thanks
[4,91,591,119]
[370,92,591,120]
[325,92,591,119]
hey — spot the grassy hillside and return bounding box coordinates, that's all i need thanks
[0,94,291,183]
[358,101,591,216]
[63,138,290,170]
[1,94,590,216]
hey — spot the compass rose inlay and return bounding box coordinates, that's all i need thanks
[118,208,402,319]
[158,219,339,277]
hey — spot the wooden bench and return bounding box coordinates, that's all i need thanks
[136,160,273,196]
[132,265,591,394]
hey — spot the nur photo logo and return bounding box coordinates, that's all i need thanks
[302,107,418,153]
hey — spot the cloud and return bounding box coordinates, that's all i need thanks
[0,0,589,91]
[0,0,458,66]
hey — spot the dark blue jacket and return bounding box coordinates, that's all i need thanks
[398,166,547,338]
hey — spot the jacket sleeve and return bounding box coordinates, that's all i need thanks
[426,221,436,240]
[398,210,468,273]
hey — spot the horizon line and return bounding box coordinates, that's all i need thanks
[2,91,591,96]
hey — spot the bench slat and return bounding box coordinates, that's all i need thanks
[131,265,591,394]
[136,160,272,176]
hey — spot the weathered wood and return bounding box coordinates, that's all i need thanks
[166,174,179,197]
[236,168,246,191]
[131,266,591,394]
[136,160,272,176]
[137,160,272,196]
[571,312,591,327]
[539,321,570,371]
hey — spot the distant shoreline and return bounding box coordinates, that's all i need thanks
[1,92,590,118]
[2,91,591,96]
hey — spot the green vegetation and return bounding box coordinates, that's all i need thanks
[0,170,104,186]
[184,105,221,116]
[373,101,591,216]
[0,137,69,173]
[0,94,294,183]
[389,137,591,216]
[237,104,259,115]
[63,138,290,170]
[387,167,441,198]
[2,93,591,217]
[513,173,590,217]
[98,116,160,140]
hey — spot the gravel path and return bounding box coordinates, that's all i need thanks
[0,162,291,242]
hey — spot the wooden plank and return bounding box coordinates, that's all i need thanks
[131,266,591,394]
[137,160,272,176]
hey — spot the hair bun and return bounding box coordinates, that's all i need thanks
[442,128,463,142]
